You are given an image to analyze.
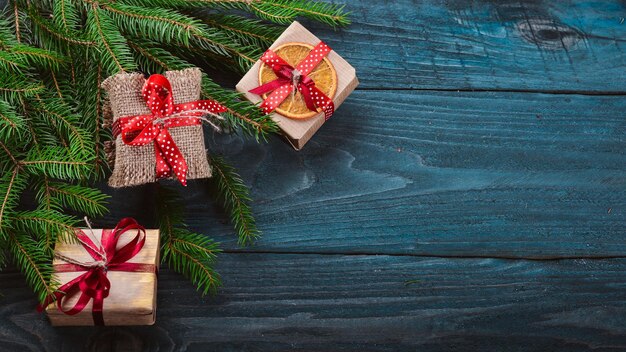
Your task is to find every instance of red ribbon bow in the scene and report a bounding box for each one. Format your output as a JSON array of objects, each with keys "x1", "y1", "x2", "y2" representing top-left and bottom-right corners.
[
  {"x1": 113, "y1": 74, "x2": 227, "y2": 186},
  {"x1": 250, "y1": 42, "x2": 335, "y2": 120},
  {"x1": 37, "y1": 218, "x2": 155, "y2": 326}
]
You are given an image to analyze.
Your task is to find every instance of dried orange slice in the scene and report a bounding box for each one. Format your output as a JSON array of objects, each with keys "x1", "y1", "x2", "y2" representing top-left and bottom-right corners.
[{"x1": 258, "y1": 42, "x2": 337, "y2": 119}]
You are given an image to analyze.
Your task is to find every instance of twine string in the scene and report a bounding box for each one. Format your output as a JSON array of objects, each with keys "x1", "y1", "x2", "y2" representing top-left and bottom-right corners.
[
  {"x1": 291, "y1": 69, "x2": 302, "y2": 102},
  {"x1": 53, "y1": 217, "x2": 107, "y2": 270},
  {"x1": 152, "y1": 109, "x2": 225, "y2": 132}
]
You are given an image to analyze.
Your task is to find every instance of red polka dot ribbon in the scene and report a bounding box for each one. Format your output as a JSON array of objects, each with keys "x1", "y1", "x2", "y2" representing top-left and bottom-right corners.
[
  {"x1": 249, "y1": 42, "x2": 335, "y2": 120},
  {"x1": 112, "y1": 74, "x2": 227, "y2": 186}
]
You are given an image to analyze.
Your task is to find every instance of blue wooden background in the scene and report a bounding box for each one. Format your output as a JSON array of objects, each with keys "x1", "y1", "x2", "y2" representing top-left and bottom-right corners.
[{"x1": 1, "y1": 0, "x2": 625, "y2": 351}]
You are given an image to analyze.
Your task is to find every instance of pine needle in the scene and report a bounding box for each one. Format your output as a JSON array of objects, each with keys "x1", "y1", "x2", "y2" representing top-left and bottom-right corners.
[
  {"x1": 208, "y1": 154, "x2": 260, "y2": 246},
  {"x1": 156, "y1": 185, "x2": 222, "y2": 295}
]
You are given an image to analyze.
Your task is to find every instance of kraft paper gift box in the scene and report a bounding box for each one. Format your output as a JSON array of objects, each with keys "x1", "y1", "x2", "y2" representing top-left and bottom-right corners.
[
  {"x1": 236, "y1": 21, "x2": 359, "y2": 150},
  {"x1": 44, "y1": 225, "x2": 160, "y2": 326}
]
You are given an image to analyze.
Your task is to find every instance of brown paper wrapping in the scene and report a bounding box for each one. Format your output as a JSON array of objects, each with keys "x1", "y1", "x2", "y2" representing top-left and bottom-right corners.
[
  {"x1": 236, "y1": 21, "x2": 359, "y2": 150},
  {"x1": 45, "y1": 229, "x2": 160, "y2": 326}
]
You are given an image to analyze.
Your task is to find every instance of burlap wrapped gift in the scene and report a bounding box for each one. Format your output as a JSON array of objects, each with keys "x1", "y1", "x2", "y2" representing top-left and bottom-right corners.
[{"x1": 102, "y1": 68, "x2": 211, "y2": 188}]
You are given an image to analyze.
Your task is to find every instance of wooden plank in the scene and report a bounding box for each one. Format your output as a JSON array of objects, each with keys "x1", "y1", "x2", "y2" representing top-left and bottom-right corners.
[
  {"x1": 299, "y1": 0, "x2": 626, "y2": 91},
  {"x1": 99, "y1": 90, "x2": 625, "y2": 258},
  {"x1": 3, "y1": 254, "x2": 626, "y2": 351}
]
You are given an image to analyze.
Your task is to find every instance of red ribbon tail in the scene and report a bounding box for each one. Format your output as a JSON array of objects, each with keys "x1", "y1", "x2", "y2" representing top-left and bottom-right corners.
[
  {"x1": 298, "y1": 83, "x2": 318, "y2": 112},
  {"x1": 154, "y1": 128, "x2": 189, "y2": 186},
  {"x1": 92, "y1": 294, "x2": 105, "y2": 326}
]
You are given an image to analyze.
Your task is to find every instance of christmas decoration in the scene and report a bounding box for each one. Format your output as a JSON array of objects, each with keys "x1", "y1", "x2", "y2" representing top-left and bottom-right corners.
[
  {"x1": 0, "y1": 1, "x2": 348, "y2": 304},
  {"x1": 237, "y1": 22, "x2": 358, "y2": 150},
  {"x1": 39, "y1": 218, "x2": 159, "y2": 326},
  {"x1": 103, "y1": 68, "x2": 226, "y2": 187}
]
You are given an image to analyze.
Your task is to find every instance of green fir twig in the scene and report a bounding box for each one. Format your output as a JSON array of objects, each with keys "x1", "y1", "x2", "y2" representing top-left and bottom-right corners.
[
  {"x1": 208, "y1": 154, "x2": 260, "y2": 246},
  {"x1": 156, "y1": 185, "x2": 221, "y2": 295}
]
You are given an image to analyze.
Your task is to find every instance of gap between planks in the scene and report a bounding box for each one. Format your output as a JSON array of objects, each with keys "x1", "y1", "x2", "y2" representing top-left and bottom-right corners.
[
  {"x1": 357, "y1": 87, "x2": 626, "y2": 96},
  {"x1": 222, "y1": 249, "x2": 626, "y2": 261}
]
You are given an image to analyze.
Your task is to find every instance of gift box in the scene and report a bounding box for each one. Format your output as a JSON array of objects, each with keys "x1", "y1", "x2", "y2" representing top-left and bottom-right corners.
[
  {"x1": 236, "y1": 21, "x2": 359, "y2": 150},
  {"x1": 43, "y1": 219, "x2": 159, "y2": 326},
  {"x1": 102, "y1": 68, "x2": 226, "y2": 187}
]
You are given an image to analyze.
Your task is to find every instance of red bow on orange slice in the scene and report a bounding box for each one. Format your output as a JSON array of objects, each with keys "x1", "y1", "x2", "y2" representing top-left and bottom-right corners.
[{"x1": 250, "y1": 42, "x2": 335, "y2": 120}]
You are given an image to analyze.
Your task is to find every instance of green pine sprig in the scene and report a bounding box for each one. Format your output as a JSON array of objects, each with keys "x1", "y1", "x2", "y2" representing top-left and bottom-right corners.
[
  {"x1": 208, "y1": 154, "x2": 260, "y2": 246},
  {"x1": 156, "y1": 185, "x2": 221, "y2": 296},
  {"x1": 8, "y1": 231, "x2": 58, "y2": 303}
]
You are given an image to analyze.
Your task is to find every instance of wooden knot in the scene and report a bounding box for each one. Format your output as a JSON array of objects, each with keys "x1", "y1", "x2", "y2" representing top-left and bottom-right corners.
[{"x1": 516, "y1": 19, "x2": 582, "y2": 49}]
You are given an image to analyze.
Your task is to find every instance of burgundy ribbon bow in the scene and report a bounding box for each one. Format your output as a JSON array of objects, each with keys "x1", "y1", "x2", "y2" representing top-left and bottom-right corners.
[
  {"x1": 250, "y1": 42, "x2": 335, "y2": 120},
  {"x1": 112, "y1": 74, "x2": 227, "y2": 186},
  {"x1": 37, "y1": 218, "x2": 155, "y2": 326}
]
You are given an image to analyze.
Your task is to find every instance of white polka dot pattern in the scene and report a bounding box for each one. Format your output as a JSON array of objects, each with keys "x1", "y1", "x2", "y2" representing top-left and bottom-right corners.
[
  {"x1": 112, "y1": 74, "x2": 227, "y2": 186},
  {"x1": 250, "y1": 42, "x2": 335, "y2": 120}
]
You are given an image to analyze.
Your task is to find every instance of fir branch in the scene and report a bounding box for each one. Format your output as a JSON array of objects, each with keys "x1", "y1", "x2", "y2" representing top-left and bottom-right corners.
[
  {"x1": 8, "y1": 231, "x2": 57, "y2": 303},
  {"x1": 93, "y1": 62, "x2": 106, "y2": 177},
  {"x1": 0, "y1": 168, "x2": 27, "y2": 234},
  {"x1": 162, "y1": 228, "x2": 221, "y2": 295},
  {"x1": 201, "y1": 75, "x2": 278, "y2": 140},
  {"x1": 253, "y1": 0, "x2": 349, "y2": 27},
  {"x1": 72, "y1": 59, "x2": 108, "y2": 177},
  {"x1": 12, "y1": 209, "x2": 79, "y2": 248},
  {"x1": 49, "y1": 70, "x2": 63, "y2": 98},
  {"x1": 188, "y1": 26, "x2": 261, "y2": 72},
  {"x1": 22, "y1": 146, "x2": 94, "y2": 180},
  {"x1": 9, "y1": 44, "x2": 66, "y2": 71},
  {"x1": 86, "y1": 5, "x2": 136, "y2": 74},
  {"x1": 118, "y1": 0, "x2": 253, "y2": 9},
  {"x1": 53, "y1": 0, "x2": 81, "y2": 31},
  {"x1": 0, "y1": 99, "x2": 26, "y2": 142},
  {"x1": 0, "y1": 140, "x2": 21, "y2": 167},
  {"x1": 208, "y1": 154, "x2": 260, "y2": 246},
  {"x1": 27, "y1": 7, "x2": 95, "y2": 49},
  {"x1": 25, "y1": 109, "x2": 66, "y2": 149},
  {"x1": 128, "y1": 37, "x2": 194, "y2": 73},
  {"x1": 245, "y1": 2, "x2": 293, "y2": 24},
  {"x1": 36, "y1": 181, "x2": 109, "y2": 218},
  {"x1": 39, "y1": 176, "x2": 54, "y2": 211},
  {"x1": 31, "y1": 96, "x2": 93, "y2": 154},
  {"x1": 0, "y1": 75, "x2": 44, "y2": 97},
  {"x1": 12, "y1": 2, "x2": 21, "y2": 43},
  {"x1": 201, "y1": 14, "x2": 281, "y2": 48},
  {"x1": 156, "y1": 185, "x2": 221, "y2": 295},
  {"x1": 0, "y1": 50, "x2": 26, "y2": 72},
  {"x1": 0, "y1": 15, "x2": 20, "y2": 49},
  {"x1": 101, "y1": 3, "x2": 201, "y2": 46}
]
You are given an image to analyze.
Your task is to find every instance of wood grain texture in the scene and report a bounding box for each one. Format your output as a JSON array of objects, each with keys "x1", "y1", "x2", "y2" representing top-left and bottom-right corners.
[
  {"x1": 301, "y1": 0, "x2": 626, "y2": 91},
  {"x1": 3, "y1": 254, "x2": 626, "y2": 351},
  {"x1": 1, "y1": 0, "x2": 625, "y2": 350},
  {"x1": 97, "y1": 90, "x2": 625, "y2": 258}
]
